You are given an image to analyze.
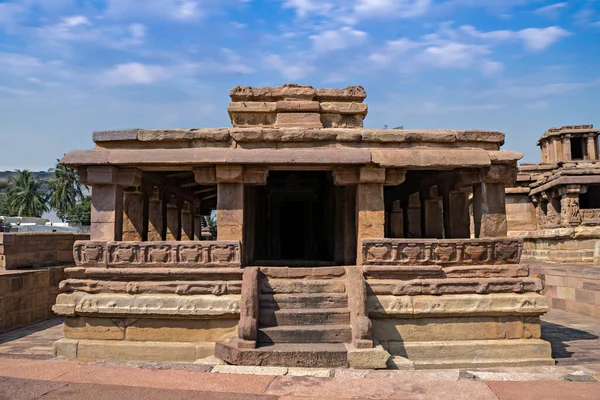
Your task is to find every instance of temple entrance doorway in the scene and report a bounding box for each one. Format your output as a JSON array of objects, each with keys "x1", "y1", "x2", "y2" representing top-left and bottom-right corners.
[{"x1": 246, "y1": 170, "x2": 344, "y2": 266}]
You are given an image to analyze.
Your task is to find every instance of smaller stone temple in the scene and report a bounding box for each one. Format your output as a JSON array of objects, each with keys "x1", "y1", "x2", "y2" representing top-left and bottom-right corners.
[
  {"x1": 506, "y1": 125, "x2": 600, "y2": 263},
  {"x1": 53, "y1": 84, "x2": 553, "y2": 369}
]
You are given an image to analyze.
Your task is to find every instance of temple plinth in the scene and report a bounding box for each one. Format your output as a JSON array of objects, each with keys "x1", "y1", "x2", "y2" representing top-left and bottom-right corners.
[{"x1": 53, "y1": 84, "x2": 553, "y2": 368}]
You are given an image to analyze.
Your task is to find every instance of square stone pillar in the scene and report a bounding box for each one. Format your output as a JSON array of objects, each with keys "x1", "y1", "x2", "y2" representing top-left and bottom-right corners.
[
  {"x1": 181, "y1": 202, "x2": 194, "y2": 241},
  {"x1": 447, "y1": 190, "x2": 471, "y2": 238},
  {"x1": 148, "y1": 188, "x2": 163, "y2": 241},
  {"x1": 390, "y1": 200, "x2": 404, "y2": 238},
  {"x1": 424, "y1": 197, "x2": 443, "y2": 238},
  {"x1": 165, "y1": 197, "x2": 181, "y2": 241},
  {"x1": 587, "y1": 135, "x2": 598, "y2": 160},
  {"x1": 122, "y1": 190, "x2": 145, "y2": 241},
  {"x1": 407, "y1": 192, "x2": 421, "y2": 238},
  {"x1": 562, "y1": 135, "x2": 572, "y2": 161},
  {"x1": 216, "y1": 166, "x2": 244, "y2": 242},
  {"x1": 194, "y1": 207, "x2": 202, "y2": 241},
  {"x1": 91, "y1": 184, "x2": 124, "y2": 241},
  {"x1": 356, "y1": 167, "x2": 385, "y2": 264},
  {"x1": 473, "y1": 182, "x2": 507, "y2": 238}
]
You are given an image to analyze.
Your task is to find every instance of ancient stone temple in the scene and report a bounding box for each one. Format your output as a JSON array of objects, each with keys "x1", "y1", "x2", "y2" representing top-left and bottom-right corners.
[
  {"x1": 53, "y1": 84, "x2": 553, "y2": 369},
  {"x1": 506, "y1": 125, "x2": 600, "y2": 263}
]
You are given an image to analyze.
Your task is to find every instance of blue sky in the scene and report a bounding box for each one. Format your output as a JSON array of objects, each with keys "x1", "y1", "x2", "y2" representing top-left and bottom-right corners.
[{"x1": 0, "y1": 0, "x2": 599, "y2": 170}]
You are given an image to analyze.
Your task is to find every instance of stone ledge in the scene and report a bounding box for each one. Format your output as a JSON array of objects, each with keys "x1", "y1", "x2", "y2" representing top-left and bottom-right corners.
[
  {"x1": 389, "y1": 339, "x2": 554, "y2": 369},
  {"x1": 53, "y1": 293, "x2": 240, "y2": 318},
  {"x1": 367, "y1": 293, "x2": 549, "y2": 318}
]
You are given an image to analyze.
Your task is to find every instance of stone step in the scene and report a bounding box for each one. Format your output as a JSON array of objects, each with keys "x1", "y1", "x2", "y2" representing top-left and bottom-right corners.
[
  {"x1": 259, "y1": 266, "x2": 346, "y2": 280},
  {"x1": 215, "y1": 342, "x2": 348, "y2": 368},
  {"x1": 260, "y1": 279, "x2": 346, "y2": 294},
  {"x1": 259, "y1": 308, "x2": 351, "y2": 327},
  {"x1": 260, "y1": 293, "x2": 348, "y2": 309},
  {"x1": 258, "y1": 325, "x2": 352, "y2": 344}
]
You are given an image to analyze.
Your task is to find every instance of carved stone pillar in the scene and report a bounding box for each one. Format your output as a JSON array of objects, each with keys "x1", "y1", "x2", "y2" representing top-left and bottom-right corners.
[
  {"x1": 587, "y1": 134, "x2": 598, "y2": 160},
  {"x1": 181, "y1": 202, "x2": 194, "y2": 241},
  {"x1": 122, "y1": 190, "x2": 144, "y2": 241},
  {"x1": 216, "y1": 166, "x2": 244, "y2": 242},
  {"x1": 165, "y1": 197, "x2": 181, "y2": 241},
  {"x1": 562, "y1": 134, "x2": 572, "y2": 162},
  {"x1": 448, "y1": 190, "x2": 470, "y2": 238},
  {"x1": 559, "y1": 185, "x2": 581, "y2": 226},
  {"x1": 148, "y1": 187, "x2": 163, "y2": 241},
  {"x1": 356, "y1": 167, "x2": 385, "y2": 264}
]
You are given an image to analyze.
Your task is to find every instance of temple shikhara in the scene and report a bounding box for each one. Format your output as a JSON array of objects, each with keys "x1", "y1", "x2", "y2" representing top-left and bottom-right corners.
[{"x1": 53, "y1": 84, "x2": 554, "y2": 369}]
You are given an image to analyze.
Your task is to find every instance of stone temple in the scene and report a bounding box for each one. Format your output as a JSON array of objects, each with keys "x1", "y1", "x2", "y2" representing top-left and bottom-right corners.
[
  {"x1": 53, "y1": 84, "x2": 553, "y2": 369},
  {"x1": 506, "y1": 125, "x2": 600, "y2": 264}
]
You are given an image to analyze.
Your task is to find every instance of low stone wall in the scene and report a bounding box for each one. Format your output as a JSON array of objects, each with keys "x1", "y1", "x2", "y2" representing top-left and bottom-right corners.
[
  {"x1": 53, "y1": 240, "x2": 242, "y2": 362},
  {"x1": 522, "y1": 237, "x2": 600, "y2": 264},
  {"x1": 529, "y1": 262, "x2": 600, "y2": 319},
  {"x1": 361, "y1": 238, "x2": 553, "y2": 368},
  {"x1": 0, "y1": 267, "x2": 65, "y2": 333},
  {"x1": 0, "y1": 233, "x2": 89, "y2": 270}
]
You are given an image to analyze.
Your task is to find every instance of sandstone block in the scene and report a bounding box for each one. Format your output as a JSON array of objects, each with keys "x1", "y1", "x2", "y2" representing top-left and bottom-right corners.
[
  {"x1": 64, "y1": 317, "x2": 125, "y2": 340},
  {"x1": 126, "y1": 318, "x2": 237, "y2": 342},
  {"x1": 345, "y1": 343, "x2": 390, "y2": 369},
  {"x1": 76, "y1": 339, "x2": 198, "y2": 362},
  {"x1": 274, "y1": 112, "x2": 322, "y2": 128},
  {"x1": 53, "y1": 338, "x2": 79, "y2": 358},
  {"x1": 276, "y1": 101, "x2": 320, "y2": 112}
]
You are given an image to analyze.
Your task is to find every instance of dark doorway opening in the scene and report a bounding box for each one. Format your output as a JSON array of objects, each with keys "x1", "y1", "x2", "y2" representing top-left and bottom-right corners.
[
  {"x1": 247, "y1": 171, "x2": 344, "y2": 266},
  {"x1": 570, "y1": 137, "x2": 585, "y2": 160},
  {"x1": 280, "y1": 200, "x2": 306, "y2": 259}
]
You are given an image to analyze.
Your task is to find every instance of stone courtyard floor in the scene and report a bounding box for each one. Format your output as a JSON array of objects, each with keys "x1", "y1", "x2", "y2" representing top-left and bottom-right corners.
[{"x1": 0, "y1": 309, "x2": 599, "y2": 399}]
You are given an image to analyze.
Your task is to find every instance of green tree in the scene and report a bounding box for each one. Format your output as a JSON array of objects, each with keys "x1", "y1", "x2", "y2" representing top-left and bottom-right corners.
[
  {"x1": 47, "y1": 161, "x2": 86, "y2": 222},
  {"x1": 6, "y1": 170, "x2": 48, "y2": 217},
  {"x1": 0, "y1": 190, "x2": 10, "y2": 215},
  {"x1": 66, "y1": 196, "x2": 91, "y2": 227}
]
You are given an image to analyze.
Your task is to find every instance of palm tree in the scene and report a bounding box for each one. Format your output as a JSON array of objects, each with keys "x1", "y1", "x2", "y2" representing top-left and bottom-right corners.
[
  {"x1": 47, "y1": 161, "x2": 86, "y2": 222},
  {"x1": 6, "y1": 170, "x2": 48, "y2": 217}
]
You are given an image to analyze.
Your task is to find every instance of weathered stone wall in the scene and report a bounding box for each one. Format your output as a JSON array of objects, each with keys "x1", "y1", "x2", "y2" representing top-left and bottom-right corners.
[
  {"x1": 0, "y1": 267, "x2": 65, "y2": 333},
  {"x1": 530, "y1": 263, "x2": 600, "y2": 319},
  {"x1": 0, "y1": 233, "x2": 89, "y2": 270},
  {"x1": 523, "y1": 237, "x2": 600, "y2": 263},
  {"x1": 506, "y1": 194, "x2": 537, "y2": 234}
]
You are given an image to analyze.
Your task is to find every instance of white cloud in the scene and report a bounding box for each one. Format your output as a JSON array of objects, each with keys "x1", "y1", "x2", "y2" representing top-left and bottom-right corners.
[
  {"x1": 105, "y1": 0, "x2": 204, "y2": 21},
  {"x1": 518, "y1": 26, "x2": 571, "y2": 51},
  {"x1": 264, "y1": 54, "x2": 315, "y2": 80},
  {"x1": 281, "y1": 0, "x2": 335, "y2": 18},
  {"x1": 354, "y1": 0, "x2": 431, "y2": 18},
  {"x1": 478, "y1": 79, "x2": 600, "y2": 99},
  {"x1": 310, "y1": 26, "x2": 367, "y2": 52},
  {"x1": 419, "y1": 42, "x2": 489, "y2": 68},
  {"x1": 457, "y1": 24, "x2": 571, "y2": 51},
  {"x1": 104, "y1": 63, "x2": 170, "y2": 85},
  {"x1": 482, "y1": 60, "x2": 504, "y2": 76},
  {"x1": 535, "y1": 2, "x2": 568, "y2": 18}
]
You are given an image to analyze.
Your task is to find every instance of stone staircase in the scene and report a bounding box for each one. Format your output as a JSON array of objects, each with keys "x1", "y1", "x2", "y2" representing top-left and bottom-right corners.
[{"x1": 215, "y1": 267, "x2": 355, "y2": 367}]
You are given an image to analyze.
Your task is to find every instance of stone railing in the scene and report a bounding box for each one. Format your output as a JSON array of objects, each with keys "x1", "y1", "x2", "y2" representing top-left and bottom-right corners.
[
  {"x1": 73, "y1": 240, "x2": 241, "y2": 268},
  {"x1": 580, "y1": 209, "x2": 600, "y2": 224},
  {"x1": 361, "y1": 238, "x2": 522, "y2": 266}
]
